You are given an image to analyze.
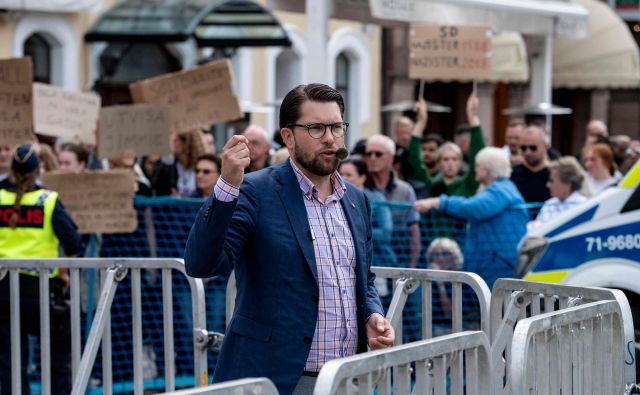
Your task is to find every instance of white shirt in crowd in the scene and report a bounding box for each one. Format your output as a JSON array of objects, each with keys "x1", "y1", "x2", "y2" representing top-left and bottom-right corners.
[
  {"x1": 584, "y1": 172, "x2": 621, "y2": 196},
  {"x1": 528, "y1": 191, "x2": 588, "y2": 231}
]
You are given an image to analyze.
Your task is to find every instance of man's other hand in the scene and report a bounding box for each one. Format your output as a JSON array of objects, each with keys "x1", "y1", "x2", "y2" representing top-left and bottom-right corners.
[{"x1": 366, "y1": 313, "x2": 395, "y2": 350}]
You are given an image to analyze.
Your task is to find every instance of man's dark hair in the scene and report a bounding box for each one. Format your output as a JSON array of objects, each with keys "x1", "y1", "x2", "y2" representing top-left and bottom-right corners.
[
  {"x1": 340, "y1": 157, "x2": 367, "y2": 177},
  {"x1": 422, "y1": 133, "x2": 444, "y2": 146},
  {"x1": 196, "y1": 153, "x2": 222, "y2": 172},
  {"x1": 279, "y1": 84, "x2": 345, "y2": 129},
  {"x1": 455, "y1": 124, "x2": 472, "y2": 136}
]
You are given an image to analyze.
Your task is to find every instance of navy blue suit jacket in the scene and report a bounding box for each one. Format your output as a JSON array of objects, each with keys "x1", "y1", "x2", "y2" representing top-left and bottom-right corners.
[{"x1": 184, "y1": 161, "x2": 384, "y2": 395}]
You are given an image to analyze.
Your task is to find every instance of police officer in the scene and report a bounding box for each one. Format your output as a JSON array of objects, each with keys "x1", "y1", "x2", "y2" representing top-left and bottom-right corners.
[{"x1": 0, "y1": 144, "x2": 83, "y2": 395}]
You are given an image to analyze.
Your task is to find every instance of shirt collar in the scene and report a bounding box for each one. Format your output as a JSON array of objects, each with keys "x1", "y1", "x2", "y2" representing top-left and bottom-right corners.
[{"x1": 289, "y1": 158, "x2": 346, "y2": 202}]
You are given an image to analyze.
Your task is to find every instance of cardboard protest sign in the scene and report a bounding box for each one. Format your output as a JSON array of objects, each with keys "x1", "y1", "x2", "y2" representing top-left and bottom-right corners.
[
  {"x1": 42, "y1": 170, "x2": 137, "y2": 234},
  {"x1": 409, "y1": 24, "x2": 492, "y2": 81},
  {"x1": 98, "y1": 104, "x2": 171, "y2": 159},
  {"x1": 33, "y1": 83, "x2": 101, "y2": 144},
  {"x1": 0, "y1": 57, "x2": 34, "y2": 146},
  {"x1": 129, "y1": 59, "x2": 242, "y2": 134}
]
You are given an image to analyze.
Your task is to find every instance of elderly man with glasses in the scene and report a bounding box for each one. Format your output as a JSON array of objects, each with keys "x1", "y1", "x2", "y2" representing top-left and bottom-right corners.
[{"x1": 510, "y1": 125, "x2": 551, "y2": 204}]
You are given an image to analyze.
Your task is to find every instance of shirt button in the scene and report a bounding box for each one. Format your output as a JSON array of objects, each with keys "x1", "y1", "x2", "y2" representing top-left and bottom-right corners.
[{"x1": 335, "y1": 261, "x2": 339, "y2": 266}]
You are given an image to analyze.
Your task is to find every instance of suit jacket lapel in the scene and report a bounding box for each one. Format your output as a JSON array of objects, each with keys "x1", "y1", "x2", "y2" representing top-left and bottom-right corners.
[{"x1": 275, "y1": 162, "x2": 318, "y2": 282}]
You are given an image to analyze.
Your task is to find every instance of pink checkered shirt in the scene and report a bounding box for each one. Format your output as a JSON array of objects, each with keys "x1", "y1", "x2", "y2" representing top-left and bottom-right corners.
[{"x1": 213, "y1": 160, "x2": 358, "y2": 371}]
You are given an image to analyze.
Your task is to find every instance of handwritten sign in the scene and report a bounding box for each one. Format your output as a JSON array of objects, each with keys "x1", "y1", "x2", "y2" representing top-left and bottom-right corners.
[
  {"x1": 409, "y1": 24, "x2": 492, "y2": 81},
  {"x1": 129, "y1": 59, "x2": 242, "y2": 133},
  {"x1": 0, "y1": 57, "x2": 34, "y2": 146},
  {"x1": 42, "y1": 170, "x2": 137, "y2": 234},
  {"x1": 98, "y1": 104, "x2": 171, "y2": 159},
  {"x1": 33, "y1": 83, "x2": 101, "y2": 144}
]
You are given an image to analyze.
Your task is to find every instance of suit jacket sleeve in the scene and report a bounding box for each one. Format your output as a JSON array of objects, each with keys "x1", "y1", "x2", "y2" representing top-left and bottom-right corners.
[
  {"x1": 363, "y1": 192, "x2": 385, "y2": 319},
  {"x1": 184, "y1": 178, "x2": 258, "y2": 278}
]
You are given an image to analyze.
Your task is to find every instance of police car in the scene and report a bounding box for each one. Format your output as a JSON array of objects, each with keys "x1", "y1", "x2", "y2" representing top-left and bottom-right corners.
[{"x1": 517, "y1": 159, "x2": 640, "y2": 371}]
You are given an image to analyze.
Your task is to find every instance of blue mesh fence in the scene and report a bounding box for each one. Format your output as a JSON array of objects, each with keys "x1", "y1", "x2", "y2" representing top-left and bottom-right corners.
[{"x1": 15, "y1": 196, "x2": 540, "y2": 393}]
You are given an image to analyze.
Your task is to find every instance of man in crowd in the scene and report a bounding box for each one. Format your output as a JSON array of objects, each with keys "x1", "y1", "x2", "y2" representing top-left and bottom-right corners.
[
  {"x1": 242, "y1": 124, "x2": 271, "y2": 172},
  {"x1": 510, "y1": 125, "x2": 551, "y2": 203},
  {"x1": 422, "y1": 134, "x2": 444, "y2": 178},
  {"x1": 185, "y1": 83, "x2": 394, "y2": 395},
  {"x1": 364, "y1": 134, "x2": 421, "y2": 268},
  {"x1": 502, "y1": 118, "x2": 525, "y2": 166},
  {"x1": 392, "y1": 116, "x2": 414, "y2": 149}
]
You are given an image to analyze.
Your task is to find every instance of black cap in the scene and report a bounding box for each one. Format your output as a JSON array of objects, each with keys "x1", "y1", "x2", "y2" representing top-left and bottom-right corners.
[{"x1": 12, "y1": 144, "x2": 40, "y2": 175}]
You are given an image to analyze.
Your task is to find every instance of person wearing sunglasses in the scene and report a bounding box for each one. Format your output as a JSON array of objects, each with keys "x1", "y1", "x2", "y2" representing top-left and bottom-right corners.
[
  {"x1": 510, "y1": 125, "x2": 551, "y2": 204},
  {"x1": 193, "y1": 153, "x2": 221, "y2": 199},
  {"x1": 185, "y1": 83, "x2": 393, "y2": 395}
]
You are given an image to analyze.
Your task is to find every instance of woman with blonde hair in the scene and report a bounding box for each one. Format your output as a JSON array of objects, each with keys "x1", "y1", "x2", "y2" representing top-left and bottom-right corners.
[{"x1": 0, "y1": 144, "x2": 83, "y2": 395}]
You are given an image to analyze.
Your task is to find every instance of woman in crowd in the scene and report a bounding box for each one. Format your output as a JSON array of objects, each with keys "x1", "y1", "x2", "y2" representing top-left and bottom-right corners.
[
  {"x1": 153, "y1": 130, "x2": 206, "y2": 197},
  {"x1": 529, "y1": 156, "x2": 588, "y2": 229},
  {"x1": 414, "y1": 147, "x2": 528, "y2": 288},
  {"x1": 582, "y1": 143, "x2": 620, "y2": 195},
  {"x1": 407, "y1": 91, "x2": 486, "y2": 197},
  {"x1": 0, "y1": 144, "x2": 83, "y2": 395},
  {"x1": 338, "y1": 157, "x2": 396, "y2": 267},
  {"x1": 193, "y1": 153, "x2": 221, "y2": 199},
  {"x1": 57, "y1": 142, "x2": 88, "y2": 173}
]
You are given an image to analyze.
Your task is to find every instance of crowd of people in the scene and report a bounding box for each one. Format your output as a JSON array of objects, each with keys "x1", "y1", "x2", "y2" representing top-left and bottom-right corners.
[{"x1": 0, "y1": 84, "x2": 638, "y2": 393}]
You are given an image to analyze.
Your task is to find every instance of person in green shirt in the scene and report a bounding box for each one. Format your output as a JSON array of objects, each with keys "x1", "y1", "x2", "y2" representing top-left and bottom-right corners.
[{"x1": 407, "y1": 90, "x2": 486, "y2": 198}]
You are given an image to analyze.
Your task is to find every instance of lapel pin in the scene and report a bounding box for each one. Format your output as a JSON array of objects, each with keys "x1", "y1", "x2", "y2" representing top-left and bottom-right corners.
[{"x1": 351, "y1": 202, "x2": 356, "y2": 208}]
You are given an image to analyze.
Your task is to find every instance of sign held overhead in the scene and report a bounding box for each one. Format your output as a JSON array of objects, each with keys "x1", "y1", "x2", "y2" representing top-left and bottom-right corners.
[
  {"x1": 129, "y1": 59, "x2": 243, "y2": 134},
  {"x1": 409, "y1": 24, "x2": 492, "y2": 81},
  {"x1": 0, "y1": 57, "x2": 34, "y2": 146},
  {"x1": 98, "y1": 104, "x2": 171, "y2": 159},
  {"x1": 33, "y1": 83, "x2": 101, "y2": 144}
]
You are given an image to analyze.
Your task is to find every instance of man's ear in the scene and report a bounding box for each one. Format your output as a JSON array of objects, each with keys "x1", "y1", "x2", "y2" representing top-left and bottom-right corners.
[{"x1": 280, "y1": 128, "x2": 294, "y2": 149}]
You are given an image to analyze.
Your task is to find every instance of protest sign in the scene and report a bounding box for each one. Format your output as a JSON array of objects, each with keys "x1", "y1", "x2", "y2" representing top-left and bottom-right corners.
[
  {"x1": 98, "y1": 104, "x2": 171, "y2": 159},
  {"x1": 33, "y1": 83, "x2": 101, "y2": 144},
  {"x1": 129, "y1": 59, "x2": 242, "y2": 133},
  {"x1": 0, "y1": 57, "x2": 34, "y2": 146},
  {"x1": 42, "y1": 170, "x2": 137, "y2": 234},
  {"x1": 409, "y1": 24, "x2": 492, "y2": 81}
]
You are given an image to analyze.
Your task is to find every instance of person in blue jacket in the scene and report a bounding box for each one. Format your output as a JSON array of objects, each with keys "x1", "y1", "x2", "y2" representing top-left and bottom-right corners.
[
  {"x1": 184, "y1": 84, "x2": 394, "y2": 395},
  {"x1": 414, "y1": 147, "x2": 528, "y2": 288}
]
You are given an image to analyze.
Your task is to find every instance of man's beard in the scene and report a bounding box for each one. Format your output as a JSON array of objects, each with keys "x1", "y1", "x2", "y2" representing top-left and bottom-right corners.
[{"x1": 294, "y1": 140, "x2": 339, "y2": 176}]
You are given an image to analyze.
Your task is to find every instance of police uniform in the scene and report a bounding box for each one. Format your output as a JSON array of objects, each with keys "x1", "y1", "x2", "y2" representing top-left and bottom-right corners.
[{"x1": 0, "y1": 145, "x2": 83, "y2": 395}]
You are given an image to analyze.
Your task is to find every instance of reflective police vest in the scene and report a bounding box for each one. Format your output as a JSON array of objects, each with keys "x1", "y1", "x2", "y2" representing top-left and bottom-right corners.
[{"x1": 0, "y1": 188, "x2": 60, "y2": 277}]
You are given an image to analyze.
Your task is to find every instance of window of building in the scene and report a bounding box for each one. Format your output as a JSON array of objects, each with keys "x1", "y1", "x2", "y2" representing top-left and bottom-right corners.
[
  {"x1": 275, "y1": 48, "x2": 302, "y2": 128},
  {"x1": 335, "y1": 52, "x2": 351, "y2": 123},
  {"x1": 24, "y1": 33, "x2": 51, "y2": 84}
]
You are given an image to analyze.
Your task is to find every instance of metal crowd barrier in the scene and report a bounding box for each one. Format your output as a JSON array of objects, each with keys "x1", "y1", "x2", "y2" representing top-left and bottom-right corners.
[
  {"x1": 489, "y1": 278, "x2": 636, "y2": 394},
  {"x1": 510, "y1": 300, "x2": 625, "y2": 395},
  {"x1": 158, "y1": 378, "x2": 279, "y2": 395},
  {"x1": 314, "y1": 331, "x2": 491, "y2": 395},
  {"x1": 0, "y1": 258, "x2": 208, "y2": 395},
  {"x1": 371, "y1": 267, "x2": 491, "y2": 341}
]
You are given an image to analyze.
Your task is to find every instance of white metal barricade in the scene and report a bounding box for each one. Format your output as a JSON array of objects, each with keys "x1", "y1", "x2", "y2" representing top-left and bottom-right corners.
[
  {"x1": 225, "y1": 267, "x2": 491, "y2": 342},
  {"x1": 489, "y1": 278, "x2": 636, "y2": 394},
  {"x1": 0, "y1": 258, "x2": 208, "y2": 395},
  {"x1": 313, "y1": 331, "x2": 491, "y2": 395},
  {"x1": 372, "y1": 267, "x2": 491, "y2": 341},
  {"x1": 510, "y1": 300, "x2": 626, "y2": 395},
  {"x1": 158, "y1": 378, "x2": 279, "y2": 395}
]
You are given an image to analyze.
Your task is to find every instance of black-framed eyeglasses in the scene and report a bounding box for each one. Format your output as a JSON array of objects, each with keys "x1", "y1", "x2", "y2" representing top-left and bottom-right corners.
[
  {"x1": 287, "y1": 122, "x2": 348, "y2": 139},
  {"x1": 196, "y1": 168, "x2": 217, "y2": 175},
  {"x1": 520, "y1": 145, "x2": 538, "y2": 152}
]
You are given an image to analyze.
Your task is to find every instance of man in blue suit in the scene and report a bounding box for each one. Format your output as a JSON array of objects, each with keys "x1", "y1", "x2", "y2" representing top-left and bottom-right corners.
[{"x1": 185, "y1": 83, "x2": 394, "y2": 395}]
